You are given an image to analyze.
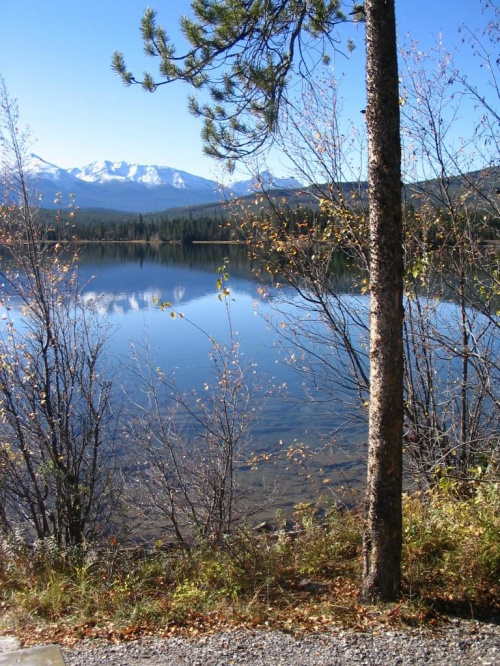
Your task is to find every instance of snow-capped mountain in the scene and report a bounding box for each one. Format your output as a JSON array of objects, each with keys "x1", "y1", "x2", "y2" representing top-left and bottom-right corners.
[
  {"x1": 225, "y1": 170, "x2": 302, "y2": 197},
  {"x1": 27, "y1": 154, "x2": 78, "y2": 186},
  {"x1": 21, "y1": 156, "x2": 300, "y2": 213},
  {"x1": 68, "y1": 159, "x2": 217, "y2": 193}
]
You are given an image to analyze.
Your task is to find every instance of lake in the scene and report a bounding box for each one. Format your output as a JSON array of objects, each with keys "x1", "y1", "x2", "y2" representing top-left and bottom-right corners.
[
  {"x1": 4, "y1": 240, "x2": 494, "y2": 525},
  {"x1": 76, "y1": 242, "x2": 368, "y2": 510}
]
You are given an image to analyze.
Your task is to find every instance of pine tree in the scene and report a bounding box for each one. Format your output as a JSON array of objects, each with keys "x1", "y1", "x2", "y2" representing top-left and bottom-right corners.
[{"x1": 113, "y1": 0, "x2": 403, "y2": 601}]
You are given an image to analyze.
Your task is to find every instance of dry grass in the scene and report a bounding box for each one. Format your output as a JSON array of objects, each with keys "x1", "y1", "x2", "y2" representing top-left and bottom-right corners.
[{"x1": 1, "y1": 482, "x2": 499, "y2": 646}]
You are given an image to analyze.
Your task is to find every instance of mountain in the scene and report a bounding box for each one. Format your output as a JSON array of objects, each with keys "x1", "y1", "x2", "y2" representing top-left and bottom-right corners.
[
  {"x1": 152, "y1": 166, "x2": 500, "y2": 223},
  {"x1": 67, "y1": 159, "x2": 218, "y2": 193},
  {"x1": 223, "y1": 170, "x2": 302, "y2": 197},
  {"x1": 23, "y1": 156, "x2": 301, "y2": 213},
  {"x1": 20, "y1": 155, "x2": 499, "y2": 219}
]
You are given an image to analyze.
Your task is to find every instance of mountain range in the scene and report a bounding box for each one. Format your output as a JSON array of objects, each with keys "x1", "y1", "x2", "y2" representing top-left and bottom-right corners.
[{"x1": 25, "y1": 155, "x2": 302, "y2": 213}]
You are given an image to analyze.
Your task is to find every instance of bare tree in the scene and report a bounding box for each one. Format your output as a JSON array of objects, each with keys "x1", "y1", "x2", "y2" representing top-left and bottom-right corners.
[
  {"x1": 124, "y1": 276, "x2": 267, "y2": 549},
  {"x1": 398, "y1": 34, "x2": 500, "y2": 485},
  {"x1": 0, "y1": 80, "x2": 119, "y2": 547}
]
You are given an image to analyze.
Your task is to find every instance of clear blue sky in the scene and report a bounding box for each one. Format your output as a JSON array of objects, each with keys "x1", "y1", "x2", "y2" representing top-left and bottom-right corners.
[{"x1": 0, "y1": 0, "x2": 489, "y2": 180}]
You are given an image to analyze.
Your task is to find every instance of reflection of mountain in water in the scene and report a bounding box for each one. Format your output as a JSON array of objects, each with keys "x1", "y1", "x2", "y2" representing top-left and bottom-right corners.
[
  {"x1": 82, "y1": 265, "x2": 214, "y2": 315},
  {"x1": 78, "y1": 244, "x2": 265, "y2": 315},
  {"x1": 76, "y1": 242, "x2": 356, "y2": 315}
]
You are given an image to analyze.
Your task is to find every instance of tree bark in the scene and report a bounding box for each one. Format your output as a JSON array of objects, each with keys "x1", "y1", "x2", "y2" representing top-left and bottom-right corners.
[{"x1": 361, "y1": 0, "x2": 404, "y2": 602}]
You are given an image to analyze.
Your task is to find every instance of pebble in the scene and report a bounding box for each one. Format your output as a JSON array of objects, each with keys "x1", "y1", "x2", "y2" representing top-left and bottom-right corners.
[
  {"x1": 61, "y1": 619, "x2": 500, "y2": 665},
  {"x1": 0, "y1": 637, "x2": 21, "y2": 653}
]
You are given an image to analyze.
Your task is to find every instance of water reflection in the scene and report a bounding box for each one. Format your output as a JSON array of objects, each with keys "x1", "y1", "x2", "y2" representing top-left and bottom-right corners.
[
  {"x1": 78, "y1": 244, "x2": 264, "y2": 316},
  {"x1": 76, "y1": 243, "x2": 367, "y2": 507}
]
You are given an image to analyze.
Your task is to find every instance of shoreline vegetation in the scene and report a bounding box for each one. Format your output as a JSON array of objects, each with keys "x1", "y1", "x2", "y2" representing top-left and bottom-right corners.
[
  {"x1": 40, "y1": 207, "x2": 500, "y2": 245},
  {"x1": 3, "y1": 190, "x2": 500, "y2": 646},
  {"x1": 46, "y1": 238, "x2": 247, "y2": 245},
  {"x1": 1, "y1": 480, "x2": 499, "y2": 646}
]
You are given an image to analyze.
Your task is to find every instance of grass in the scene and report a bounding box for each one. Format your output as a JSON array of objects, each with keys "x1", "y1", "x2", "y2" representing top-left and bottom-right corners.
[
  {"x1": 403, "y1": 478, "x2": 500, "y2": 611},
  {"x1": 0, "y1": 481, "x2": 499, "y2": 646}
]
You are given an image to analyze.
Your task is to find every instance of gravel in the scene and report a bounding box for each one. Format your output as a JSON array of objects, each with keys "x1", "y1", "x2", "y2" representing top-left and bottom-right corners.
[{"x1": 61, "y1": 619, "x2": 500, "y2": 665}]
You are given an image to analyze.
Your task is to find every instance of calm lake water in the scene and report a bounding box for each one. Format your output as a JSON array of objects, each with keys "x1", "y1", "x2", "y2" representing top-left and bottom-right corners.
[
  {"x1": 77, "y1": 242, "x2": 368, "y2": 508},
  {"x1": 5, "y1": 241, "x2": 492, "y2": 518}
]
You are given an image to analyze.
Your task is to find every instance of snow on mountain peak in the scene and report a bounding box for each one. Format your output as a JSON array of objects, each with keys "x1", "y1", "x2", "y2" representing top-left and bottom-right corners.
[
  {"x1": 21, "y1": 155, "x2": 301, "y2": 212},
  {"x1": 69, "y1": 160, "x2": 203, "y2": 189},
  {"x1": 173, "y1": 172, "x2": 186, "y2": 189},
  {"x1": 26, "y1": 153, "x2": 65, "y2": 177},
  {"x1": 71, "y1": 160, "x2": 132, "y2": 184},
  {"x1": 226, "y1": 170, "x2": 302, "y2": 196}
]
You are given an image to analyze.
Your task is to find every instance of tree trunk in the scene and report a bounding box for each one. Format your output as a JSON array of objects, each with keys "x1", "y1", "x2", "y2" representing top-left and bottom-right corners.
[{"x1": 361, "y1": 0, "x2": 404, "y2": 602}]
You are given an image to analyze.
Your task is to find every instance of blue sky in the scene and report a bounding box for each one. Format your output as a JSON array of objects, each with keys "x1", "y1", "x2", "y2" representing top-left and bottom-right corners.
[{"x1": 0, "y1": 1, "x2": 490, "y2": 181}]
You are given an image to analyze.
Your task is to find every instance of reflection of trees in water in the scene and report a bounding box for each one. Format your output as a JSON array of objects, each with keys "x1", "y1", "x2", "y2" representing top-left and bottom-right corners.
[
  {"x1": 76, "y1": 241, "x2": 357, "y2": 287},
  {"x1": 77, "y1": 242, "x2": 252, "y2": 274}
]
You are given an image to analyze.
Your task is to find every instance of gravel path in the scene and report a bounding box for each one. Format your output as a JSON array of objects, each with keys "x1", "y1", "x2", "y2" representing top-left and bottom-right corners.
[{"x1": 61, "y1": 620, "x2": 500, "y2": 665}]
